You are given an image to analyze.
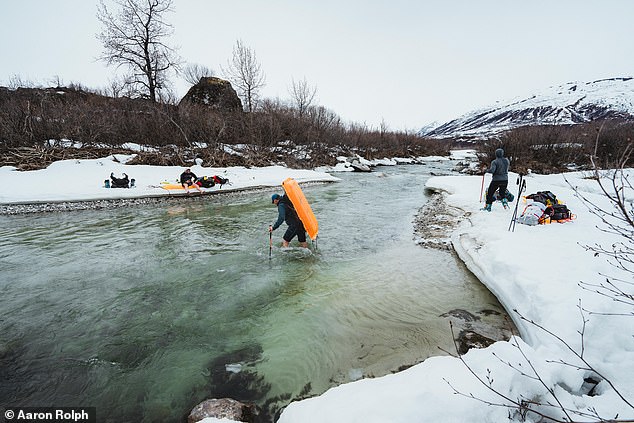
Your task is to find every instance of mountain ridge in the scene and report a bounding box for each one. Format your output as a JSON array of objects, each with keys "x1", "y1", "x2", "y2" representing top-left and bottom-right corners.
[{"x1": 420, "y1": 77, "x2": 634, "y2": 139}]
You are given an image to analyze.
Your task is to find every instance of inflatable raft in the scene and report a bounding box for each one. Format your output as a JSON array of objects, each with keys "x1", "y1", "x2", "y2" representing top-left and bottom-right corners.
[
  {"x1": 160, "y1": 183, "x2": 205, "y2": 191},
  {"x1": 282, "y1": 177, "x2": 319, "y2": 241}
]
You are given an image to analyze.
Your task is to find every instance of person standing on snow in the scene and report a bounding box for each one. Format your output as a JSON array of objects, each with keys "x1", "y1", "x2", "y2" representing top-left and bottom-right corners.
[
  {"x1": 482, "y1": 148, "x2": 510, "y2": 211},
  {"x1": 269, "y1": 193, "x2": 308, "y2": 248}
]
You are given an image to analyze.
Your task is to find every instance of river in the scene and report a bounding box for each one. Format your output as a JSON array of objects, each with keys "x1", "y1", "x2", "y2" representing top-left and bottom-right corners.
[{"x1": 0, "y1": 162, "x2": 512, "y2": 422}]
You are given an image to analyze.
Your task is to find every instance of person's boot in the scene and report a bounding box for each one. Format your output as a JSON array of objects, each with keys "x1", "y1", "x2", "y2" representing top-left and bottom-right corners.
[
  {"x1": 501, "y1": 198, "x2": 509, "y2": 209},
  {"x1": 299, "y1": 242, "x2": 309, "y2": 249},
  {"x1": 481, "y1": 203, "x2": 492, "y2": 212}
]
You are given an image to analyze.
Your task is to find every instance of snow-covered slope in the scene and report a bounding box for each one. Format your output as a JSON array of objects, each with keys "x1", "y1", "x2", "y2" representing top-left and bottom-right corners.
[{"x1": 420, "y1": 77, "x2": 634, "y2": 139}]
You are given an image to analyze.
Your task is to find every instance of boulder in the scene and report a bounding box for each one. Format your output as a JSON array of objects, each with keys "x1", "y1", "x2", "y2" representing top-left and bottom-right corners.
[
  {"x1": 188, "y1": 398, "x2": 257, "y2": 423},
  {"x1": 456, "y1": 330, "x2": 495, "y2": 355},
  {"x1": 179, "y1": 77, "x2": 243, "y2": 111}
]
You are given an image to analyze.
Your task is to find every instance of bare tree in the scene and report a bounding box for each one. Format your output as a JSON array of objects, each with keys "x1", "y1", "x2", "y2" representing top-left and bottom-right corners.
[
  {"x1": 182, "y1": 63, "x2": 215, "y2": 85},
  {"x1": 222, "y1": 39, "x2": 266, "y2": 112},
  {"x1": 7, "y1": 74, "x2": 36, "y2": 89},
  {"x1": 289, "y1": 77, "x2": 317, "y2": 118},
  {"x1": 97, "y1": 0, "x2": 180, "y2": 102}
]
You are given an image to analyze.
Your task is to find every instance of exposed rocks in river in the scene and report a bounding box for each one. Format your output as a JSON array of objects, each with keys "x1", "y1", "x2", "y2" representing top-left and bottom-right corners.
[
  {"x1": 188, "y1": 398, "x2": 257, "y2": 423},
  {"x1": 455, "y1": 330, "x2": 496, "y2": 355},
  {"x1": 413, "y1": 191, "x2": 466, "y2": 250},
  {"x1": 440, "y1": 309, "x2": 480, "y2": 322},
  {"x1": 440, "y1": 308, "x2": 516, "y2": 355}
]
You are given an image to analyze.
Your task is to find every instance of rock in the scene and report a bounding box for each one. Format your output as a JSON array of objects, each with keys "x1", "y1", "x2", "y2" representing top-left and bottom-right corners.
[
  {"x1": 440, "y1": 309, "x2": 480, "y2": 322},
  {"x1": 350, "y1": 160, "x2": 372, "y2": 172},
  {"x1": 179, "y1": 77, "x2": 243, "y2": 111},
  {"x1": 456, "y1": 330, "x2": 495, "y2": 355},
  {"x1": 188, "y1": 398, "x2": 257, "y2": 423},
  {"x1": 413, "y1": 193, "x2": 464, "y2": 250}
]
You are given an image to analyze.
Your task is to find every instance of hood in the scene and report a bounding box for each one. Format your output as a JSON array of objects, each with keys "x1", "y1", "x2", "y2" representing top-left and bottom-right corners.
[{"x1": 495, "y1": 148, "x2": 504, "y2": 158}]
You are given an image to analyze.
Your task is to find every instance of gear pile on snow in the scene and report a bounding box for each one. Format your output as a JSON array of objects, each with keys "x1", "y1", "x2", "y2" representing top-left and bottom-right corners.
[
  {"x1": 517, "y1": 191, "x2": 575, "y2": 225},
  {"x1": 195, "y1": 175, "x2": 230, "y2": 188}
]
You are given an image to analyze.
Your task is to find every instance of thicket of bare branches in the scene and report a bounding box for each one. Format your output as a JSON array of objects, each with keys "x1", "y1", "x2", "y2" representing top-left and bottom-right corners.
[
  {"x1": 182, "y1": 63, "x2": 215, "y2": 85},
  {"x1": 0, "y1": 86, "x2": 448, "y2": 170},
  {"x1": 574, "y1": 137, "x2": 633, "y2": 315},
  {"x1": 476, "y1": 122, "x2": 634, "y2": 174}
]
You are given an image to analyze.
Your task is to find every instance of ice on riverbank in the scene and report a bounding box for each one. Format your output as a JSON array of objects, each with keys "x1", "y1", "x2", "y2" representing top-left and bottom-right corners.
[{"x1": 278, "y1": 168, "x2": 634, "y2": 422}]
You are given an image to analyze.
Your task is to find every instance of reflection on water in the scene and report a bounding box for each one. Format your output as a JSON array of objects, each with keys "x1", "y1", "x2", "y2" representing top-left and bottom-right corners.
[{"x1": 0, "y1": 163, "x2": 512, "y2": 422}]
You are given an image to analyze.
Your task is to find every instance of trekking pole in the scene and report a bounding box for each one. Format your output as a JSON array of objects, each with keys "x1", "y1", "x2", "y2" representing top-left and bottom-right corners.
[
  {"x1": 508, "y1": 174, "x2": 526, "y2": 232},
  {"x1": 269, "y1": 227, "x2": 273, "y2": 258},
  {"x1": 479, "y1": 173, "x2": 485, "y2": 203},
  {"x1": 512, "y1": 180, "x2": 526, "y2": 232}
]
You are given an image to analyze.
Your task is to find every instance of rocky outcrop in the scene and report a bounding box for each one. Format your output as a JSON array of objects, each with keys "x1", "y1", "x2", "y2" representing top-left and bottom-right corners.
[
  {"x1": 188, "y1": 398, "x2": 257, "y2": 423},
  {"x1": 179, "y1": 77, "x2": 243, "y2": 111}
]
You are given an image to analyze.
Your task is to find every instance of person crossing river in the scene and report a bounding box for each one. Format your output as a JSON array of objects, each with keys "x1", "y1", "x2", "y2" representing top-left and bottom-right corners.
[{"x1": 269, "y1": 193, "x2": 308, "y2": 248}]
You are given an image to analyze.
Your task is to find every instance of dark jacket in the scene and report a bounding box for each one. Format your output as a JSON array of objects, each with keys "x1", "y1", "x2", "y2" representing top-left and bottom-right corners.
[
  {"x1": 272, "y1": 195, "x2": 300, "y2": 230},
  {"x1": 180, "y1": 170, "x2": 198, "y2": 185},
  {"x1": 486, "y1": 148, "x2": 510, "y2": 181},
  {"x1": 110, "y1": 172, "x2": 129, "y2": 188}
]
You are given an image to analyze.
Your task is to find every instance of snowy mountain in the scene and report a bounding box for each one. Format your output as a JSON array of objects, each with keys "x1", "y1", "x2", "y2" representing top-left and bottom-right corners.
[{"x1": 420, "y1": 77, "x2": 634, "y2": 139}]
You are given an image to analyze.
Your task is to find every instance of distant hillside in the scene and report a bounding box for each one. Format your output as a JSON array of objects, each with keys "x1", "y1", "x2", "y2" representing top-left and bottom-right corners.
[{"x1": 420, "y1": 77, "x2": 634, "y2": 139}]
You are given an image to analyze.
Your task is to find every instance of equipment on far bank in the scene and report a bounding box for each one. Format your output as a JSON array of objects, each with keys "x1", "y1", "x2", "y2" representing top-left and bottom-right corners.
[
  {"x1": 159, "y1": 175, "x2": 230, "y2": 191},
  {"x1": 281, "y1": 177, "x2": 319, "y2": 242},
  {"x1": 107, "y1": 172, "x2": 134, "y2": 188}
]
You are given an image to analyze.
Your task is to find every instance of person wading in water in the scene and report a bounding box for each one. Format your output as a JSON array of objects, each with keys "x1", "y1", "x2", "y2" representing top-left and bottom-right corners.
[{"x1": 269, "y1": 193, "x2": 308, "y2": 248}]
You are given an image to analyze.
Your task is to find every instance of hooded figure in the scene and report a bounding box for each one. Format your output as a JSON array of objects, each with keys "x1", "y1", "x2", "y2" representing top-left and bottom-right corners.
[{"x1": 483, "y1": 148, "x2": 510, "y2": 211}]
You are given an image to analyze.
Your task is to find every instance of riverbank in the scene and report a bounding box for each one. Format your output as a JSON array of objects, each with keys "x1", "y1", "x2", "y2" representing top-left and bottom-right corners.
[
  {"x1": 0, "y1": 154, "x2": 340, "y2": 213},
  {"x1": 0, "y1": 152, "x2": 458, "y2": 214},
  {"x1": 278, "y1": 169, "x2": 634, "y2": 422}
]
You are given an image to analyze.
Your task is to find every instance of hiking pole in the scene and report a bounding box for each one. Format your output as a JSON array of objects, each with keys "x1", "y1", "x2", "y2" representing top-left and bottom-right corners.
[
  {"x1": 512, "y1": 179, "x2": 525, "y2": 232},
  {"x1": 479, "y1": 173, "x2": 485, "y2": 203},
  {"x1": 508, "y1": 174, "x2": 526, "y2": 232},
  {"x1": 269, "y1": 226, "x2": 273, "y2": 258}
]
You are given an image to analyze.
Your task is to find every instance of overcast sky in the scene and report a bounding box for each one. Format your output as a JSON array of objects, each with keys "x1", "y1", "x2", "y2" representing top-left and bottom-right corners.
[{"x1": 2, "y1": 0, "x2": 633, "y2": 131}]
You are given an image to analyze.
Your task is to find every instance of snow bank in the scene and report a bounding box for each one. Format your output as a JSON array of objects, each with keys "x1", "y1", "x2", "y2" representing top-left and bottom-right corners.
[
  {"x1": 0, "y1": 155, "x2": 339, "y2": 204},
  {"x1": 279, "y1": 169, "x2": 634, "y2": 422}
]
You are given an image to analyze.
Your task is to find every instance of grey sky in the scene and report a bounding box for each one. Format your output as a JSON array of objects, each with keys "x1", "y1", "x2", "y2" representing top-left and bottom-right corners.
[{"x1": 1, "y1": 0, "x2": 633, "y2": 131}]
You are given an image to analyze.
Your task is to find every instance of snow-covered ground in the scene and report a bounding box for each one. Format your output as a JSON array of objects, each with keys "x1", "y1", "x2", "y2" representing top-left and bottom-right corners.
[
  {"x1": 278, "y1": 164, "x2": 634, "y2": 422},
  {"x1": 0, "y1": 155, "x2": 339, "y2": 204},
  {"x1": 1, "y1": 151, "x2": 632, "y2": 423}
]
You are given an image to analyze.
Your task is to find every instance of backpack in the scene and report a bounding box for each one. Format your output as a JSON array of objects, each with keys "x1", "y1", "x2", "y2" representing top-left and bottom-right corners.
[
  {"x1": 110, "y1": 173, "x2": 130, "y2": 188},
  {"x1": 212, "y1": 175, "x2": 230, "y2": 187},
  {"x1": 517, "y1": 202, "x2": 547, "y2": 226},
  {"x1": 545, "y1": 204, "x2": 572, "y2": 221},
  {"x1": 526, "y1": 191, "x2": 558, "y2": 206},
  {"x1": 196, "y1": 176, "x2": 215, "y2": 188}
]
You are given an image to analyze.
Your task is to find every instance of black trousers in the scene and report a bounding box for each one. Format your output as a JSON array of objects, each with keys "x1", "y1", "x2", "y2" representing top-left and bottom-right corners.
[
  {"x1": 486, "y1": 180, "x2": 508, "y2": 205},
  {"x1": 283, "y1": 220, "x2": 307, "y2": 243}
]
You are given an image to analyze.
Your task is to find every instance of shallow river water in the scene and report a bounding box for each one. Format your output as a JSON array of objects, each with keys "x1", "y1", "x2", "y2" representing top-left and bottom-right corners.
[{"x1": 0, "y1": 162, "x2": 512, "y2": 422}]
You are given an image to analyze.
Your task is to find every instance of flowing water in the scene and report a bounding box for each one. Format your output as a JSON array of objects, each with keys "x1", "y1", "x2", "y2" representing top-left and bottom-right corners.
[{"x1": 0, "y1": 163, "x2": 512, "y2": 422}]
